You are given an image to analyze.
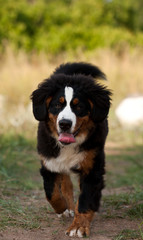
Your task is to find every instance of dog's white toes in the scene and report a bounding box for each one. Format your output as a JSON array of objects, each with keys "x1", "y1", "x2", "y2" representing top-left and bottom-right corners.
[
  {"x1": 69, "y1": 210, "x2": 74, "y2": 217},
  {"x1": 63, "y1": 209, "x2": 70, "y2": 217},
  {"x1": 57, "y1": 209, "x2": 74, "y2": 218},
  {"x1": 77, "y1": 229, "x2": 83, "y2": 238},
  {"x1": 65, "y1": 229, "x2": 83, "y2": 238},
  {"x1": 66, "y1": 226, "x2": 90, "y2": 238},
  {"x1": 69, "y1": 229, "x2": 77, "y2": 237}
]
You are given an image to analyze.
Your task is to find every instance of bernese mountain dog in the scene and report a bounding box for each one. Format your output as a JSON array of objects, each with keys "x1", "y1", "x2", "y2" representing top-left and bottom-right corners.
[{"x1": 31, "y1": 62, "x2": 111, "y2": 238}]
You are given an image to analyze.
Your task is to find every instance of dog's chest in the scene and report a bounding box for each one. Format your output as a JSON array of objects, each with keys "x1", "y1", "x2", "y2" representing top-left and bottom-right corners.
[{"x1": 41, "y1": 144, "x2": 84, "y2": 173}]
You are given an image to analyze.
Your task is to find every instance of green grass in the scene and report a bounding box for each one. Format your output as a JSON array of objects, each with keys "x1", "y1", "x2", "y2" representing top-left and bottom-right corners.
[
  {"x1": 0, "y1": 134, "x2": 44, "y2": 229},
  {"x1": 0, "y1": 194, "x2": 55, "y2": 230},
  {"x1": 139, "y1": 222, "x2": 143, "y2": 239},
  {"x1": 103, "y1": 188, "x2": 143, "y2": 220},
  {"x1": 106, "y1": 134, "x2": 143, "y2": 188},
  {"x1": 0, "y1": 198, "x2": 40, "y2": 229},
  {"x1": 113, "y1": 229, "x2": 141, "y2": 240},
  {"x1": 0, "y1": 134, "x2": 41, "y2": 191},
  {"x1": 126, "y1": 204, "x2": 143, "y2": 220}
]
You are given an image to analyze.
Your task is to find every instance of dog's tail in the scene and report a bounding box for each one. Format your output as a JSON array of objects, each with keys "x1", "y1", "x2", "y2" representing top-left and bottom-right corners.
[{"x1": 54, "y1": 62, "x2": 106, "y2": 80}]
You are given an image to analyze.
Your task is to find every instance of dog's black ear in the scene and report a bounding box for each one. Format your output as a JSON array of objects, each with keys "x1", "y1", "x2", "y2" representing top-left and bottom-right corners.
[
  {"x1": 32, "y1": 101, "x2": 47, "y2": 121},
  {"x1": 89, "y1": 87, "x2": 112, "y2": 123},
  {"x1": 31, "y1": 88, "x2": 52, "y2": 121}
]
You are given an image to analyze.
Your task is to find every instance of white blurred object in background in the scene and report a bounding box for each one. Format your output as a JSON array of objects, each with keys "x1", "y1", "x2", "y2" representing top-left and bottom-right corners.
[{"x1": 115, "y1": 96, "x2": 143, "y2": 127}]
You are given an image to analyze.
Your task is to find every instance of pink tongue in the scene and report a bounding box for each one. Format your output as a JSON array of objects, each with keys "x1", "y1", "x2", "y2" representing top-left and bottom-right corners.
[{"x1": 58, "y1": 133, "x2": 76, "y2": 143}]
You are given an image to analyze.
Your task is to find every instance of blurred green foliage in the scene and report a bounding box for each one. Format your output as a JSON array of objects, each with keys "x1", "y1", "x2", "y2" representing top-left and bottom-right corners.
[{"x1": 0, "y1": 0, "x2": 143, "y2": 54}]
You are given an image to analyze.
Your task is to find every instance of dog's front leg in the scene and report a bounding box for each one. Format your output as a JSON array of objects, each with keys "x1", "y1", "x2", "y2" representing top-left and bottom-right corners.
[
  {"x1": 66, "y1": 169, "x2": 104, "y2": 237},
  {"x1": 66, "y1": 201, "x2": 94, "y2": 237},
  {"x1": 40, "y1": 166, "x2": 67, "y2": 214},
  {"x1": 40, "y1": 166, "x2": 74, "y2": 216}
]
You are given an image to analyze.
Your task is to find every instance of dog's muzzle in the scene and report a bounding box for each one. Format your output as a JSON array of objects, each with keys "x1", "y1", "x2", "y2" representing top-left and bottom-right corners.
[
  {"x1": 58, "y1": 119, "x2": 76, "y2": 144},
  {"x1": 59, "y1": 119, "x2": 72, "y2": 132}
]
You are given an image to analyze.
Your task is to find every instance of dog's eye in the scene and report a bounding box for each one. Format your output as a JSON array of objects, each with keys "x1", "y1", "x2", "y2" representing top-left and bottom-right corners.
[
  {"x1": 76, "y1": 105, "x2": 81, "y2": 110},
  {"x1": 55, "y1": 103, "x2": 62, "y2": 109},
  {"x1": 74, "y1": 104, "x2": 81, "y2": 111}
]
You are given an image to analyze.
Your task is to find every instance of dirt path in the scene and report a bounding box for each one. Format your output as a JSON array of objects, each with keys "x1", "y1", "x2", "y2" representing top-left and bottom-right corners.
[
  {"x1": 0, "y1": 215, "x2": 139, "y2": 240},
  {"x1": 0, "y1": 189, "x2": 141, "y2": 240}
]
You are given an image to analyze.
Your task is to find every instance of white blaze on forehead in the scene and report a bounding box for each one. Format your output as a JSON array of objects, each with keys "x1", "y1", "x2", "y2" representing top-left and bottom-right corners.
[
  {"x1": 57, "y1": 86, "x2": 76, "y2": 132},
  {"x1": 65, "y1": 86, "x2": 74, "y2": 105}
]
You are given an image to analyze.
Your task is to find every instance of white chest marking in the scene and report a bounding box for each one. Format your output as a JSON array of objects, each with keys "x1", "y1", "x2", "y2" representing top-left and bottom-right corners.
[
  {"x1": 41, "y1": 143, "x2": 85, "y2": 173},
  {"x1": 57, "y1": 86, "x2": 76, "y2": 132}
]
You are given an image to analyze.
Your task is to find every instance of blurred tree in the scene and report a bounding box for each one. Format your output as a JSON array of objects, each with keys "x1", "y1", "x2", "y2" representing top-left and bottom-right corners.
[
  {"x1": 0, "y1": 0, "x2": 142, "y2": 54},
  {"x1": 103, "y1": 0, "x2": 143, "y2": 31}
]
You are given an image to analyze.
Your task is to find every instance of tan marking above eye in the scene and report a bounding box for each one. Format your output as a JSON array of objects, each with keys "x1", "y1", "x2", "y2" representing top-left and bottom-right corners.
[
  {"x1": 88, "y1": 99, "x2": 93, "y2": 109},
  {"x1": 59, "y1": 96, "x2": 65, "y2": 104},
  {"x1": 46, "y1": 97, "x2": 52, "y2": 107},
  {"x1": 73, "y1": 98, "x2": 79, "y2": 105}
]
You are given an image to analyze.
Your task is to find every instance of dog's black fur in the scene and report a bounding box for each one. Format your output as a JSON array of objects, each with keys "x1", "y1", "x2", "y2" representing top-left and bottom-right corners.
[{"x1": 31, "y1": 62, "x2": 111, "y2": 237}]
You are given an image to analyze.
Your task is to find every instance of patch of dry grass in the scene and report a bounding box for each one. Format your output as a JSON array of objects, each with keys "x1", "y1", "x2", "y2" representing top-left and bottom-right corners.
[
  {"x1": 1, "y1": 48, "x2": 143, "y2": 106},
  {"x1": 0, "y1": 47, "x2": 143, "y2": 136},
  {"x1": 0, "y1": 48, "x2": 55, "y2": 105}
]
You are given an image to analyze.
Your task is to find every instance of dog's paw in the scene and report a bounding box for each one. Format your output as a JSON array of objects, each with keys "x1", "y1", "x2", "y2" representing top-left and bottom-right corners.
[
  {"x1": 65, "y1": 226, "x2": 90, "y2": 238},
  {"x1": 63, "y1": 209, "x2": 74, "y2": 217},
  {"x1": 57, "y1": 209, "x2": 74, "y2": 218}
]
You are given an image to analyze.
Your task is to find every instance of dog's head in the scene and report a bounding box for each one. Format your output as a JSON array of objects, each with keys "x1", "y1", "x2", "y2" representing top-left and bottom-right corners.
[{"x1": 31, "y1": 63, "x2": 111, "y2": 145}]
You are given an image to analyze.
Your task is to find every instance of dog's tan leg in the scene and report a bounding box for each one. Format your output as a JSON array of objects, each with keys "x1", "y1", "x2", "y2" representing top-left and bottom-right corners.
[
  {"x1": 40, "y1": 167, "x2": 68, "y2": 214},
  {"x1": 48, "y1": 174, "x2": 68, "y2": 214},
  {"x1": 66, "y1": 201, "x2": 94, "y2": 237},
  {"x1": 60, "y1": 174, "x2": 74, "y2": 217}
]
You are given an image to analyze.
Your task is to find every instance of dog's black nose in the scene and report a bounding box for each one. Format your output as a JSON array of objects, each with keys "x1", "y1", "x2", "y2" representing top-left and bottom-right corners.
[{"x1": 59, "y1": 119, "x2": 72, "y2": 131}]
